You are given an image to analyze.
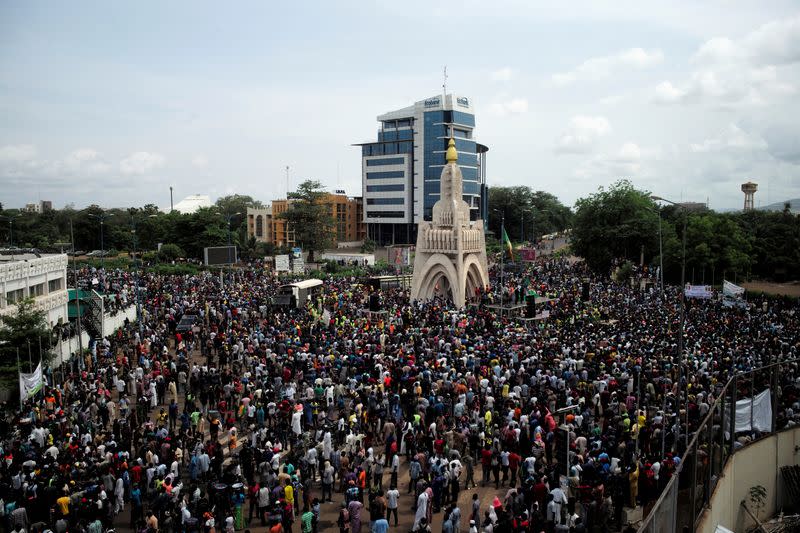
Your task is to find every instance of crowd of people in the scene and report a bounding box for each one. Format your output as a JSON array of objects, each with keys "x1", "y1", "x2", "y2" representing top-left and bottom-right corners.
[{"x1": 2, "y1": 253, "x2": 798, "y2": 533}]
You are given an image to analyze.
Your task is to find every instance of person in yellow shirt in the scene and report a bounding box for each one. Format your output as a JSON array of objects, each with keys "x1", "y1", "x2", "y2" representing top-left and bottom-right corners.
[
  {"x1": 56, "y1": 493, "x2": 70, "y2": 517},
  {"x1": 284, "y1": 480, "x2": 294, "y2": 509}
]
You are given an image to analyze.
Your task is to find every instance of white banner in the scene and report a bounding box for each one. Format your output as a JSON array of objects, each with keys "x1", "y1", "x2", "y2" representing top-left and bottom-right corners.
[
  {"x1": 19, "y1": 361, "x2": 43, "y2": 403},
  {"x1": 275, "y1": 255, "x2": 290, "y2": 272},
  {"x1": 723, "y1": 280, "x2": 745, "y2": 298},
  {"x1": 734, "y1": 388, "x2": 772, "y2": 433},
  {"x1": 685, "y1": 284, "x2": 713, "y2": 299}
]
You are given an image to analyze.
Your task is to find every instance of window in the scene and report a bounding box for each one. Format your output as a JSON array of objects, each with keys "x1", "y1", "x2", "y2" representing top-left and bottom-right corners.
[
  {"x1": 255, "y1": 215, "x2": 263, "y2": 237},
  {"x1": 367, "y1": 198, "x2": 404, "y2": 205},
  {"x1": 366, "y1": 171, "x2": 405, "y2": 180},
  {"x1": 366, "y1": 211, "x2": 405, "y2": 218},
  {"x1": 366, "y1": 184, "x2": 405, "y2": 192},
  {"x1": 48, "y1": 278, "x2": 62, "y2": 292},
  {"x1": 6, "y1": 288, "x2": 24, "y2": 304},
  {"x1": 31, "y1": 283, "x2": 45, "y2": 297},
  {"x1": 366, "y1": 157, "x2": 405, "y2": 167}
]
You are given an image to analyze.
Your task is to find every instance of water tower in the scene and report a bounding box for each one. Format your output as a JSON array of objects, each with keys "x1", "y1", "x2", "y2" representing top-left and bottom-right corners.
[{"x1": 741, "y1": 181, "x2": 758, "y2": 211}]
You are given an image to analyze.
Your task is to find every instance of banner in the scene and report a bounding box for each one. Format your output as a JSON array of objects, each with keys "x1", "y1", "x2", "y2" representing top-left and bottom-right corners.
[
  {"x1": 684, "y1": 284, "x2": 713, "y2": 299},
  {"x1": 275, "y1": 255, "x2": 290, "y2": 272},
  {"x1": 19, "y1": 361, "x2": 43, "y2": 403},
  {"x1": 723, "y1": 280, "x2": 745, "y2": 298},
  {"x1": 733, "y1": 388, "x2": 772, "y2": 433},
  {"x1": 519, "y1": 248, "x2": 537, "y2": 262}
]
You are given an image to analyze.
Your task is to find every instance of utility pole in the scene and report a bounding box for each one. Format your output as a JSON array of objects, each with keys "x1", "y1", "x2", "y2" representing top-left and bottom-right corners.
[
  {"x1": 170, "y1": 186, "x2": 174, "y2": 213},
  {"x1": 70, "y1": 220, "x2": 84, "y2": 360}
]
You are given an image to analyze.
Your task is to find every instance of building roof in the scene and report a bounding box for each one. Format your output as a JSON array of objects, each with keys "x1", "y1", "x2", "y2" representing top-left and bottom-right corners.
[{"x1": 170, "y1": 194, "x2": 212, "y2": 214}]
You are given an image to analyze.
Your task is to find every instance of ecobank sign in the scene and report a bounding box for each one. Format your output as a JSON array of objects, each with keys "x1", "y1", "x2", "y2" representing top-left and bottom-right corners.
[{"x1": 424, "y1": 98, "x2": 440, "y2": 107}]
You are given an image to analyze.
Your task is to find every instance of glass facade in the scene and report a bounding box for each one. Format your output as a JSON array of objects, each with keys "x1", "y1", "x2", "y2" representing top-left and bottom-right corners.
[
  {"x1": 366, "y1": 157, "x2": 406, "y2": 166},
  {"x1": 366, "y1": 197, "x2": 404, "y2": 205},
  {"x1": 366, "y1": 184, "x2": 405, "y2": 192},
  {"x1": 422, "y1": 109, "x2": 481, "y2": 220},
  {"x1": 366, "y1": 170, "x2": 405, "y2": 180}
]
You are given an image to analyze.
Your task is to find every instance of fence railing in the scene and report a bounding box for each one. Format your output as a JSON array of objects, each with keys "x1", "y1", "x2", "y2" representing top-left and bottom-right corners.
[{"x1": 637, "y1": 357, "x2": 798, "y2": 533}]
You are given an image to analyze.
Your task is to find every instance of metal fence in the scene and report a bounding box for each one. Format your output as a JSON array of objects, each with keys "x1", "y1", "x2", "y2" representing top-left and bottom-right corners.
[{"x1": 637, "y1": 358, "x2": 798, "y2": 533}]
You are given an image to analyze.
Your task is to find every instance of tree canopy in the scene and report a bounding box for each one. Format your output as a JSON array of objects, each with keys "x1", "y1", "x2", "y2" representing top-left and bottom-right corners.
[
  {"x1": 487, "y1": 186, "x2": 573, "y2": 242},
  {"x1": 571, "y1": 180, "x2": 660, "y2": 272},
  {"x1": 280, "y1": 180, "x2": 334, "y2": 262}
]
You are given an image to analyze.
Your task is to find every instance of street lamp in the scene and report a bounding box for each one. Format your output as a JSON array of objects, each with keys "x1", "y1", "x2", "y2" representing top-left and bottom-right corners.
[
  {"x1": 87, "y1": 211, "x2": 115, "y2": 271},
  {"x1": 0, "y1": 213, "x2": 22, "y2": 247},
  {"x1": 651, "y1": 195, "x2": 689, "y2": 449}
]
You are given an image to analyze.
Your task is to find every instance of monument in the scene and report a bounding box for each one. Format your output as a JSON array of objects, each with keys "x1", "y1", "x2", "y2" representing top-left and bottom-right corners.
[{"x1": 410, "y1": 138, "x2": 490, "y2": 307}]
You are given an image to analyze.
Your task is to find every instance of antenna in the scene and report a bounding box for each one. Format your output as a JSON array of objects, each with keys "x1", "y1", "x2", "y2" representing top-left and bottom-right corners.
[
  {"x1": 442, "y1": 66, "x2": 448, "y2": 97},
  {"x1": 285, "y1": 166, "x2": 290, "y2": 198}
]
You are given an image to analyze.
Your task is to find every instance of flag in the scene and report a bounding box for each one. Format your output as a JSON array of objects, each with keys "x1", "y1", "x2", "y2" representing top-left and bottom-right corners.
[
  {"x1": 19, "y1": 361, "x2": 43, "y2": 403},
  {"x1": 502, "y1": 227, "x2": 514, "y2": 259}
]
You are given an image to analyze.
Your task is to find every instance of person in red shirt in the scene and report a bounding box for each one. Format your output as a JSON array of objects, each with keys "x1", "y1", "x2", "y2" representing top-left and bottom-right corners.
[
  {"x1": 480, "y1": 446, "x2": 493, "y2": 487},
  {"x1": 508, "y1": 451, "x2": 521, "y2": 488}
]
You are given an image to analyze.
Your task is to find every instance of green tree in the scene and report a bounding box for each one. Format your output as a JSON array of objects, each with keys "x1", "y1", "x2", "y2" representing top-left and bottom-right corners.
[
  {"x1": 572, "y1": 180, "x2": 660, "y2": 272},
  {"x1": 0, "y1": 299, "x2": 54, "y2": 390},
  {"x1": 158, "y1": 243, "x2": 185, "y2": 262},
  {"x1": 280, "y1": 180, "x2": 334, "y2": 262},
  {"x1": 488, "y1": 186, "x2": 573, "y2": 242}
]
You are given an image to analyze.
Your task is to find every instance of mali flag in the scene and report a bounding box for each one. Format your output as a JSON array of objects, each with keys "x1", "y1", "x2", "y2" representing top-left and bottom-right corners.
[{"x1": 502, "y1": 227, "x2": 514, "y2": 259}]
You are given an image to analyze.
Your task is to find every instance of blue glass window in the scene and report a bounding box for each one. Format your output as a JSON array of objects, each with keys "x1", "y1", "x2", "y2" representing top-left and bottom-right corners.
[
  {"x1": 367, "y1": 157, "x2": 405, "y2": 166},
  {"x1": 366, "y1": 184, "x2": 405, "y2": 192},
  {"x1": 367, "y1": 198, "x2": 404, "y2": 205},
  {"x1": 366, "y1": 171, "x2": 405, "y2": 180}
]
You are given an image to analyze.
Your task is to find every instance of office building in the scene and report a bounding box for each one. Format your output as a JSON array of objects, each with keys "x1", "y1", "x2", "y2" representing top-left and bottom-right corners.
[
  {"x1": 246, "y1": 192, "x2": 365, "y2": 248},
  {"x1": 0, "y1": 253, "x2": 69, "y2": 327},
  {"x1": 356, "y1": 94, "x2": 488, "y2": 245}
]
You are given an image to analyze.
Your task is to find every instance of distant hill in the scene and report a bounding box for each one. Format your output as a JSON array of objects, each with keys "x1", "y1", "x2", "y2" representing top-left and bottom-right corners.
[{"x1": 759, "y1": 199, "x2": 800, "y2": 214}]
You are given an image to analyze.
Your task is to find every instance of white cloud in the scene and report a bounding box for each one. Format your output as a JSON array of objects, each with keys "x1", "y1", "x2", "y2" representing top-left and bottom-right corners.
[
  {"x1": 191, "y1": 154, "x2": 209, "y2": 168},
  {"x1": 120, "y1": 151, "x2": 165, "y2": 175},
  {"x1": 487, "y1": 98, "x2": 529, "y2": 116},
  {"x1": 573, "y1": 142, "x2": 660, "y2": 179},
  {"x1": 689, "y1": 124, "x2": 768, "y2": 153},
  {"x1": 0, "y1": 144, "x2": 37, "y2": 163},
  {"x1": 554, "y1": 115, "x2": 611, "y2": 154},
  {"x1": 742, "y1": 15, "x2": 800, "y2": 65},
  {"x1": 552, "y1": 47, "x2": 663, "y2": 85},
  {"x1": 654, "y1": 15, "x2": 799, "y2": 106},
  {"x1": 490, "y1": 67, "x2": 515, "y2": 82},
  {"x1": 653, "y1": 81, "x2": 687, "y2": 103}
]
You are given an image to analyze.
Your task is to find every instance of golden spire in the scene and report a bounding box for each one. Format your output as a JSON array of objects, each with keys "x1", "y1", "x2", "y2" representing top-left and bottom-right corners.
[{"x1": 445, "y1": 137, "x2": 458, "y2": 163}]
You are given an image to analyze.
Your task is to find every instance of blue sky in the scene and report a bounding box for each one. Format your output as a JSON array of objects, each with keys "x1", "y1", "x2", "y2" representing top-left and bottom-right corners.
[{"x1": 1, "y1": 0, "x2": 798, "y2": 210}]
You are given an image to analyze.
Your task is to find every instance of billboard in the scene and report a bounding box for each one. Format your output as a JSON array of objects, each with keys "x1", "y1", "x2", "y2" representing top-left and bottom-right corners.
[
  {"x1": 388, "y1": 246, "x2": 411, "y2": 266},
  {"x1": 275, "y1": 255, "x2": 290, "y2": 272},
  {"x1": 204, "y1": 246, "x2": 238, "y2": 266}
]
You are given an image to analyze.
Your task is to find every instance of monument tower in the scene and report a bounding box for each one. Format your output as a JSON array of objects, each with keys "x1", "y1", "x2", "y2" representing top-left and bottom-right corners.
[{"x1": 410, "y1": 138, "x2": 490, "y2": 307}]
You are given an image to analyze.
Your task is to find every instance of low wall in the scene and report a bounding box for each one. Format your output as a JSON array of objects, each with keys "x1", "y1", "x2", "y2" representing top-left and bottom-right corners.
[
  {"x1": 53, "y1": 306, "x2": 137, "y2": 367},
  {"x1": 697, "y1": 427, "x2": 800, "y2": 533}
]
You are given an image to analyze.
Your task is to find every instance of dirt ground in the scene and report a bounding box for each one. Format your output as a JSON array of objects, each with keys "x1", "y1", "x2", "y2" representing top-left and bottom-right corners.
[{"x1": 742, "y1": 280, "x2": 800, "y2": 297}]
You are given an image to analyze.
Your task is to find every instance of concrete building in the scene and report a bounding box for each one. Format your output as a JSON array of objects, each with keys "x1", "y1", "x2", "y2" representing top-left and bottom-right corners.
[
  {"x1": 247, "y1": 193, "x2": 365, "y2": 248},
  {"x1": 246, "y1": 207, "x2": 272, "y2": 244},
  {"x1": 356, "y1": 93, "x2": 489, "y2": 245},
  {"x1": 0, "y1": 253, "x2": 69, "y2": 327},
  {"x1": 22, "y1": 201, "x2": 53, "y2": 213}
]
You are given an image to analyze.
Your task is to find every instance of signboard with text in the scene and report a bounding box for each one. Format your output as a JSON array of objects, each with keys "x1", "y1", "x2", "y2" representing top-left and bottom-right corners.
[
  {"x1": 275, "y1": 255, "x2": 290, "y2": 272},
  {"x1": 685, "y1": 284, "x2": 713, "y2": 299}
]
